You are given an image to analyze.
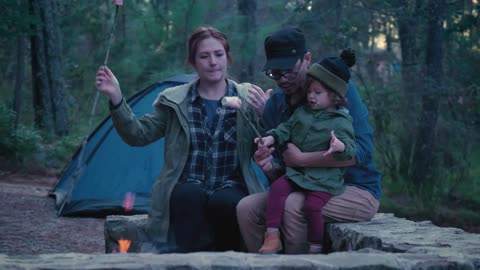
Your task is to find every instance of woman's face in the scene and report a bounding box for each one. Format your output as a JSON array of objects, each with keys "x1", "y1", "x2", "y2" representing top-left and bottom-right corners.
[{"x1": 193, "y1": 37, "x2": 228, "y2": 84}]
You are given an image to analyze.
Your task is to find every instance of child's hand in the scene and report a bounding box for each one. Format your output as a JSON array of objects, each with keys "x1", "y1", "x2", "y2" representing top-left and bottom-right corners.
[
  {"x1": 253, "y1": 141, "x2": 275, "y2": 173},
  {"x1": 254, "y1": 136, "x2": 275, "y2": 173},
  {"x1": 254, "y1": 136, "x2": 274, "y2": 147},
  {"x1": 323, "y1": 130, "x2": 345, "y2": 156}
]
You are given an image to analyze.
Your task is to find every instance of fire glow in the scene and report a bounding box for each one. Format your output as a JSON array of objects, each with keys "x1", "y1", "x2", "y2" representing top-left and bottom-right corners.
[
  {"x1": 118, "y1": 238, "x2": 131, "y2": 253},
  {"x1": 123, "y1": 192, "x2": 135, "y2": 212},
  {"x1": 115, "y1": 192, "x2": 135, "y2": 253}
]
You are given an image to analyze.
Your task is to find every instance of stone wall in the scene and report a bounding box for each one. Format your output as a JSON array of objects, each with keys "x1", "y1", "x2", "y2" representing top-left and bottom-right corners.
[
  {"x1": 1, "y1": 249, "x2": 476, "y2": 269},
  {"x1": 1, "y1": 213, "x2": 479, "y2": 269}
]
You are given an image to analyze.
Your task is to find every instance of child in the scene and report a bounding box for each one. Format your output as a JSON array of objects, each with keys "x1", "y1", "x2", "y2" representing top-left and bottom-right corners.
[{"x1": 256, "y1": 48, "x2": 357, "y2": 254}]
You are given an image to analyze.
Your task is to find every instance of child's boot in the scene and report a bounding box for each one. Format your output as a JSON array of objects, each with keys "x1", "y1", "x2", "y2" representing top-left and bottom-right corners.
[{"x1": 259, "y1": 231, "x2": 283, "y2": 254}]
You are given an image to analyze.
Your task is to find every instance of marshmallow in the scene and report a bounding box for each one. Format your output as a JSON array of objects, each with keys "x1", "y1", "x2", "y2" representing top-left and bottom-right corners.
[{"x1": 221, "y1": 96, "x2": 242, "y2": 109}]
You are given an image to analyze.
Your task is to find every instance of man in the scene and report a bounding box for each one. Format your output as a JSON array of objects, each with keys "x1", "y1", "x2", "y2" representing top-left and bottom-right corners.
[{"x1": 237, "y1": 27, "x2": 382, "y2": 254}]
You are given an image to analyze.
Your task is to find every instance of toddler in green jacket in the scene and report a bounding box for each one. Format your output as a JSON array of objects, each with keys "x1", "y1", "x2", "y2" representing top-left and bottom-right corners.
[{"x1": 255, "y1": 49, "x2": 357, "y2": 254}]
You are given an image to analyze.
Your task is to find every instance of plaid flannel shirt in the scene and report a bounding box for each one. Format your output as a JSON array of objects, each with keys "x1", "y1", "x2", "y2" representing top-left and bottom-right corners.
[{"x1": 180, "y1": 80, "x2": 244, "y2": 193}]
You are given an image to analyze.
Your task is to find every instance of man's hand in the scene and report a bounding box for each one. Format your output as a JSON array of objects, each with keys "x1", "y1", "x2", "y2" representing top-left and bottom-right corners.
[
  {"x1": 283, "y1": 143, "x2": 305, "y2": 167},
  {"x1": 246, "y1": 84, "x2": 273, "y2": 118}
]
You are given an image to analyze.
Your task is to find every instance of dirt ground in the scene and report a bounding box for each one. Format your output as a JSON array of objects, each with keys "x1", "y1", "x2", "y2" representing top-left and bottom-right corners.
[{"x1": 0, "y1": 173, "x2": 105, "y2": 255}]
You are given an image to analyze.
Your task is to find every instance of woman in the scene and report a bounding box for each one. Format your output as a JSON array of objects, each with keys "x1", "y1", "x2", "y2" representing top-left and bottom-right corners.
[{"x1": 95, "y1": 27, "x2": 265, "y2": 252}]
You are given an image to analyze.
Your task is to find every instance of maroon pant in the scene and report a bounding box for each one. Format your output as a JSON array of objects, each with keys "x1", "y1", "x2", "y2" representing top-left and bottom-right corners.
[{"x1": 266, "y1": 175, "x2": 333, "y2": 244}]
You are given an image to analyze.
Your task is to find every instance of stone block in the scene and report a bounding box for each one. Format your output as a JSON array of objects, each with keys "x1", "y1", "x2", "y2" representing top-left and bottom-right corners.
[
  {"x1": 0, "y1": 249, "x2": 477, "y2": 270},
  {"x1": 104, "y1": 214, "x2": 177, "y2": 253},
  {"x1": 325, "y1": 213, "x2": 480, "y2": 267},
  {"x1": 103, "y1": 213, "x2": 480, "y2": 269}
]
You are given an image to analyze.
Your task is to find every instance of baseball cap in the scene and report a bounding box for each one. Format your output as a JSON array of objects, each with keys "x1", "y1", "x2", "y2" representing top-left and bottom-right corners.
[{"x1": 263, "y1": 27, "x2": 307, "y2": 71}]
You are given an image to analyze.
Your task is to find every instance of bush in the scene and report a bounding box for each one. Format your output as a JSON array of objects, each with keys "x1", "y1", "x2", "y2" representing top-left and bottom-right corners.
[
  {"x1": 12, "y1": 126, "x2": 41, "y2": 161},
  {"x1": 0, "y1": 103, "x2": 15, "y2": 155},
  {"x1": 0, "y1": 103, "x2": 40, "y2": 163}
]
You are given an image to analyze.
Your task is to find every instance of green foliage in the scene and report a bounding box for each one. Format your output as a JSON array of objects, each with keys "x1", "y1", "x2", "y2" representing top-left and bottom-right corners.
[
  {"x1": 11, "y1": 126, "x2": 41, "y2": 160},
  {"x1": 0, "y1": 0, "x2": 39, "y2": 38},
  {"x1": 0, "y1": 103, "x2": 16, "y2": 153},
  {"x1": 0, "y1": 103, "x2": 40, "y2": 163},
  {"x1": 48, "y1": 134, "x2": 83, "y2": 164}
]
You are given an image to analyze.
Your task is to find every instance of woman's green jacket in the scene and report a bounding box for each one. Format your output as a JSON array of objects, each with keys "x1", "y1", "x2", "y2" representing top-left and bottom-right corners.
[{"x1": 110, "y1": 79, "x2": 266, "y2": 243}]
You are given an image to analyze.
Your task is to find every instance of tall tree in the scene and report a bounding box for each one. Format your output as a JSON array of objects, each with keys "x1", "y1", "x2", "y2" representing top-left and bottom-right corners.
[
  {"x1": 411, "y1": 0, "x2": 445, "y2": 187},
  {"x1": 1, "y1": 0, "x2": 35, "y2": 129},
  {"x1": 237, "y1": 0, "x2": 257, "y2": 82},
  {"x1": 396, "y1": 0, "x2": 424, "y2": 180},
  {"x1": 29, "y1": 0, "x2": 68, "y2": 136},
  {"x1": 14, "y1": 34, "x2": 26, "y2": 129}
]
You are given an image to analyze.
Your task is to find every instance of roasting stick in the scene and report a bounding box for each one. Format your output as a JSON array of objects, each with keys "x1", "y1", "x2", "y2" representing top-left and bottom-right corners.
[
  {"x1": 58, "y1": 2, "x2": 122, "y2": 215},
  {"x1": 238, "y1": 109, "x2": 264, "y2": 145},
  {"x1": 221, "y1": 96, "x2": 264, "y2": 145}
]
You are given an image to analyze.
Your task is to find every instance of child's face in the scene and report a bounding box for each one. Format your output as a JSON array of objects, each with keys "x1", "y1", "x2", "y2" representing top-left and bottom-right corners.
[{"x1": 307, "y1": 80, "x2": 336, "y2": 110}]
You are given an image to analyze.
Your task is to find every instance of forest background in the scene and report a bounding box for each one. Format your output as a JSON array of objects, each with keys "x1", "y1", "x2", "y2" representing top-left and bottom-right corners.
[{"x1": 1, "y1": 0, "x2": 479, "y2": 232}]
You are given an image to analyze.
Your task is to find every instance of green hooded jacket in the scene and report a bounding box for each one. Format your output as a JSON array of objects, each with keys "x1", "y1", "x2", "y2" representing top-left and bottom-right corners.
[
  {"x1": 267, "y1": 105, "x2": 355, "y2": 195},
  {"x1": 110, "y1": 79, "x2": 266, "y2": 243}
]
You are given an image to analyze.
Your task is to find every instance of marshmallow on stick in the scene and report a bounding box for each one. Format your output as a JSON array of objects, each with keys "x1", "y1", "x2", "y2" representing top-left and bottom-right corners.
[
  {"x1": 221, "y1": 96, "x2": 242, "y2": 109},
  {"x1": 222, "y1": 96, "x2": 263, "y2": 144}
]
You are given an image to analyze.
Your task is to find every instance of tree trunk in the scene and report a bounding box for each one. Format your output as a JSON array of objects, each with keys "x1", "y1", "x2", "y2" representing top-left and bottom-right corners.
[
  {"x1": 237, "y1": 0, "x2": 257, "y2": 82},
  {"x1": 31, "y1": 0, "x2": 54, "y2": 133},
  {"x1": 29, "y1": 0, "x2": 68, "y2": 136},
  {"x1": 396, "y1": 0, "x2": 421, "y2": 180},
  {"x1": 13, "y1": 34, "x2": 26, "y2": 130},
  {"x1": 411, "y1": 0, "x2": 445, "y2": 186}
]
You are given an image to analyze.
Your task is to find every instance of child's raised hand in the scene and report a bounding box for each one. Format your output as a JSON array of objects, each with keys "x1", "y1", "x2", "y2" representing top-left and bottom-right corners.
[{"x1": 323, "y1": 130, "x2": 345, "y2": 156}]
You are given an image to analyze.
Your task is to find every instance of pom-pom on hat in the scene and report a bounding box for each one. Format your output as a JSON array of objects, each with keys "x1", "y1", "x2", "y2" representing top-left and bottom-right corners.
[
  {"x1": 307, "y1": 48, "x2": 356, "y2": 96},
  {"x1": 263, "y1": 27, "x2": 307, "y2": 71}
]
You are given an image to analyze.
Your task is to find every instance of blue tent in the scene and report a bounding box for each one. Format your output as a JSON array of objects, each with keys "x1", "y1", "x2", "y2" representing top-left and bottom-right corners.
[{"x1": 50, "y1": 74, "x2": 267, "y2": 217}]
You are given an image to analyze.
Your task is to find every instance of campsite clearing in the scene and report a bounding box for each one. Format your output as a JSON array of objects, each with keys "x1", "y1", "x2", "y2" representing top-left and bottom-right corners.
[{"x1": 0, "y1": 173, "x2": 104, "y2": 255}]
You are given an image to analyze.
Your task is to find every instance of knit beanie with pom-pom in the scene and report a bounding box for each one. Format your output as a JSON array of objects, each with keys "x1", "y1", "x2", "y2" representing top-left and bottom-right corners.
[{"x1": 307, "y1": 48, "x2": 356, "y2": 96}]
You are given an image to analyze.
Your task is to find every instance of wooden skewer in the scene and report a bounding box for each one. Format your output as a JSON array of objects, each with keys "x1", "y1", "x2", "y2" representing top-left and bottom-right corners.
[{"x1": 237, "y1": 108, "x2": 264, "y2": 145}]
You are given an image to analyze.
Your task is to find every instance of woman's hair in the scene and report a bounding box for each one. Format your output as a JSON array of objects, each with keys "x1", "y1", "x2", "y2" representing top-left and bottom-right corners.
[
  {"x1": 186, "y1": 27, "x2": 232, "y2": 66},
  {"x1": 306, "y1": 76, "x2": 348, "y2": 108}
]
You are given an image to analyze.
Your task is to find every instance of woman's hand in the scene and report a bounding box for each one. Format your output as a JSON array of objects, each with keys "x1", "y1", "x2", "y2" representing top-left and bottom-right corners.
[
  {"x1": 246, "y1": 84, "x2": 273, "y2": 118},
  {"x1": 323, "y1": 130, "x2": 345, "y2": 156},
  {"x1": 95, "y1": 66, "x2": 122, "y2": 105}
]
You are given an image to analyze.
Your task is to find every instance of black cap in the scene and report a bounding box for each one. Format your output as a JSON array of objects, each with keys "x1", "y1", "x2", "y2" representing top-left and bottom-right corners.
[{"x1": 263, "y1": 27, "x2": 307, "y2": 71}]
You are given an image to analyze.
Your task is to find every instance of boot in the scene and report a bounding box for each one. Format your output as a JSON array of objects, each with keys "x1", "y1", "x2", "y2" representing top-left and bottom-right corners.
[{"x1": 259, "y1": 231, "x2": 283, "y2": 254}]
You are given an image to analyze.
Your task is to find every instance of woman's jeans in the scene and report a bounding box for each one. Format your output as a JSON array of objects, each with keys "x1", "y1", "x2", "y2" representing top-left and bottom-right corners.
[{"x1": 169, "y1": 182, "x2": 247, "y2": 252}]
